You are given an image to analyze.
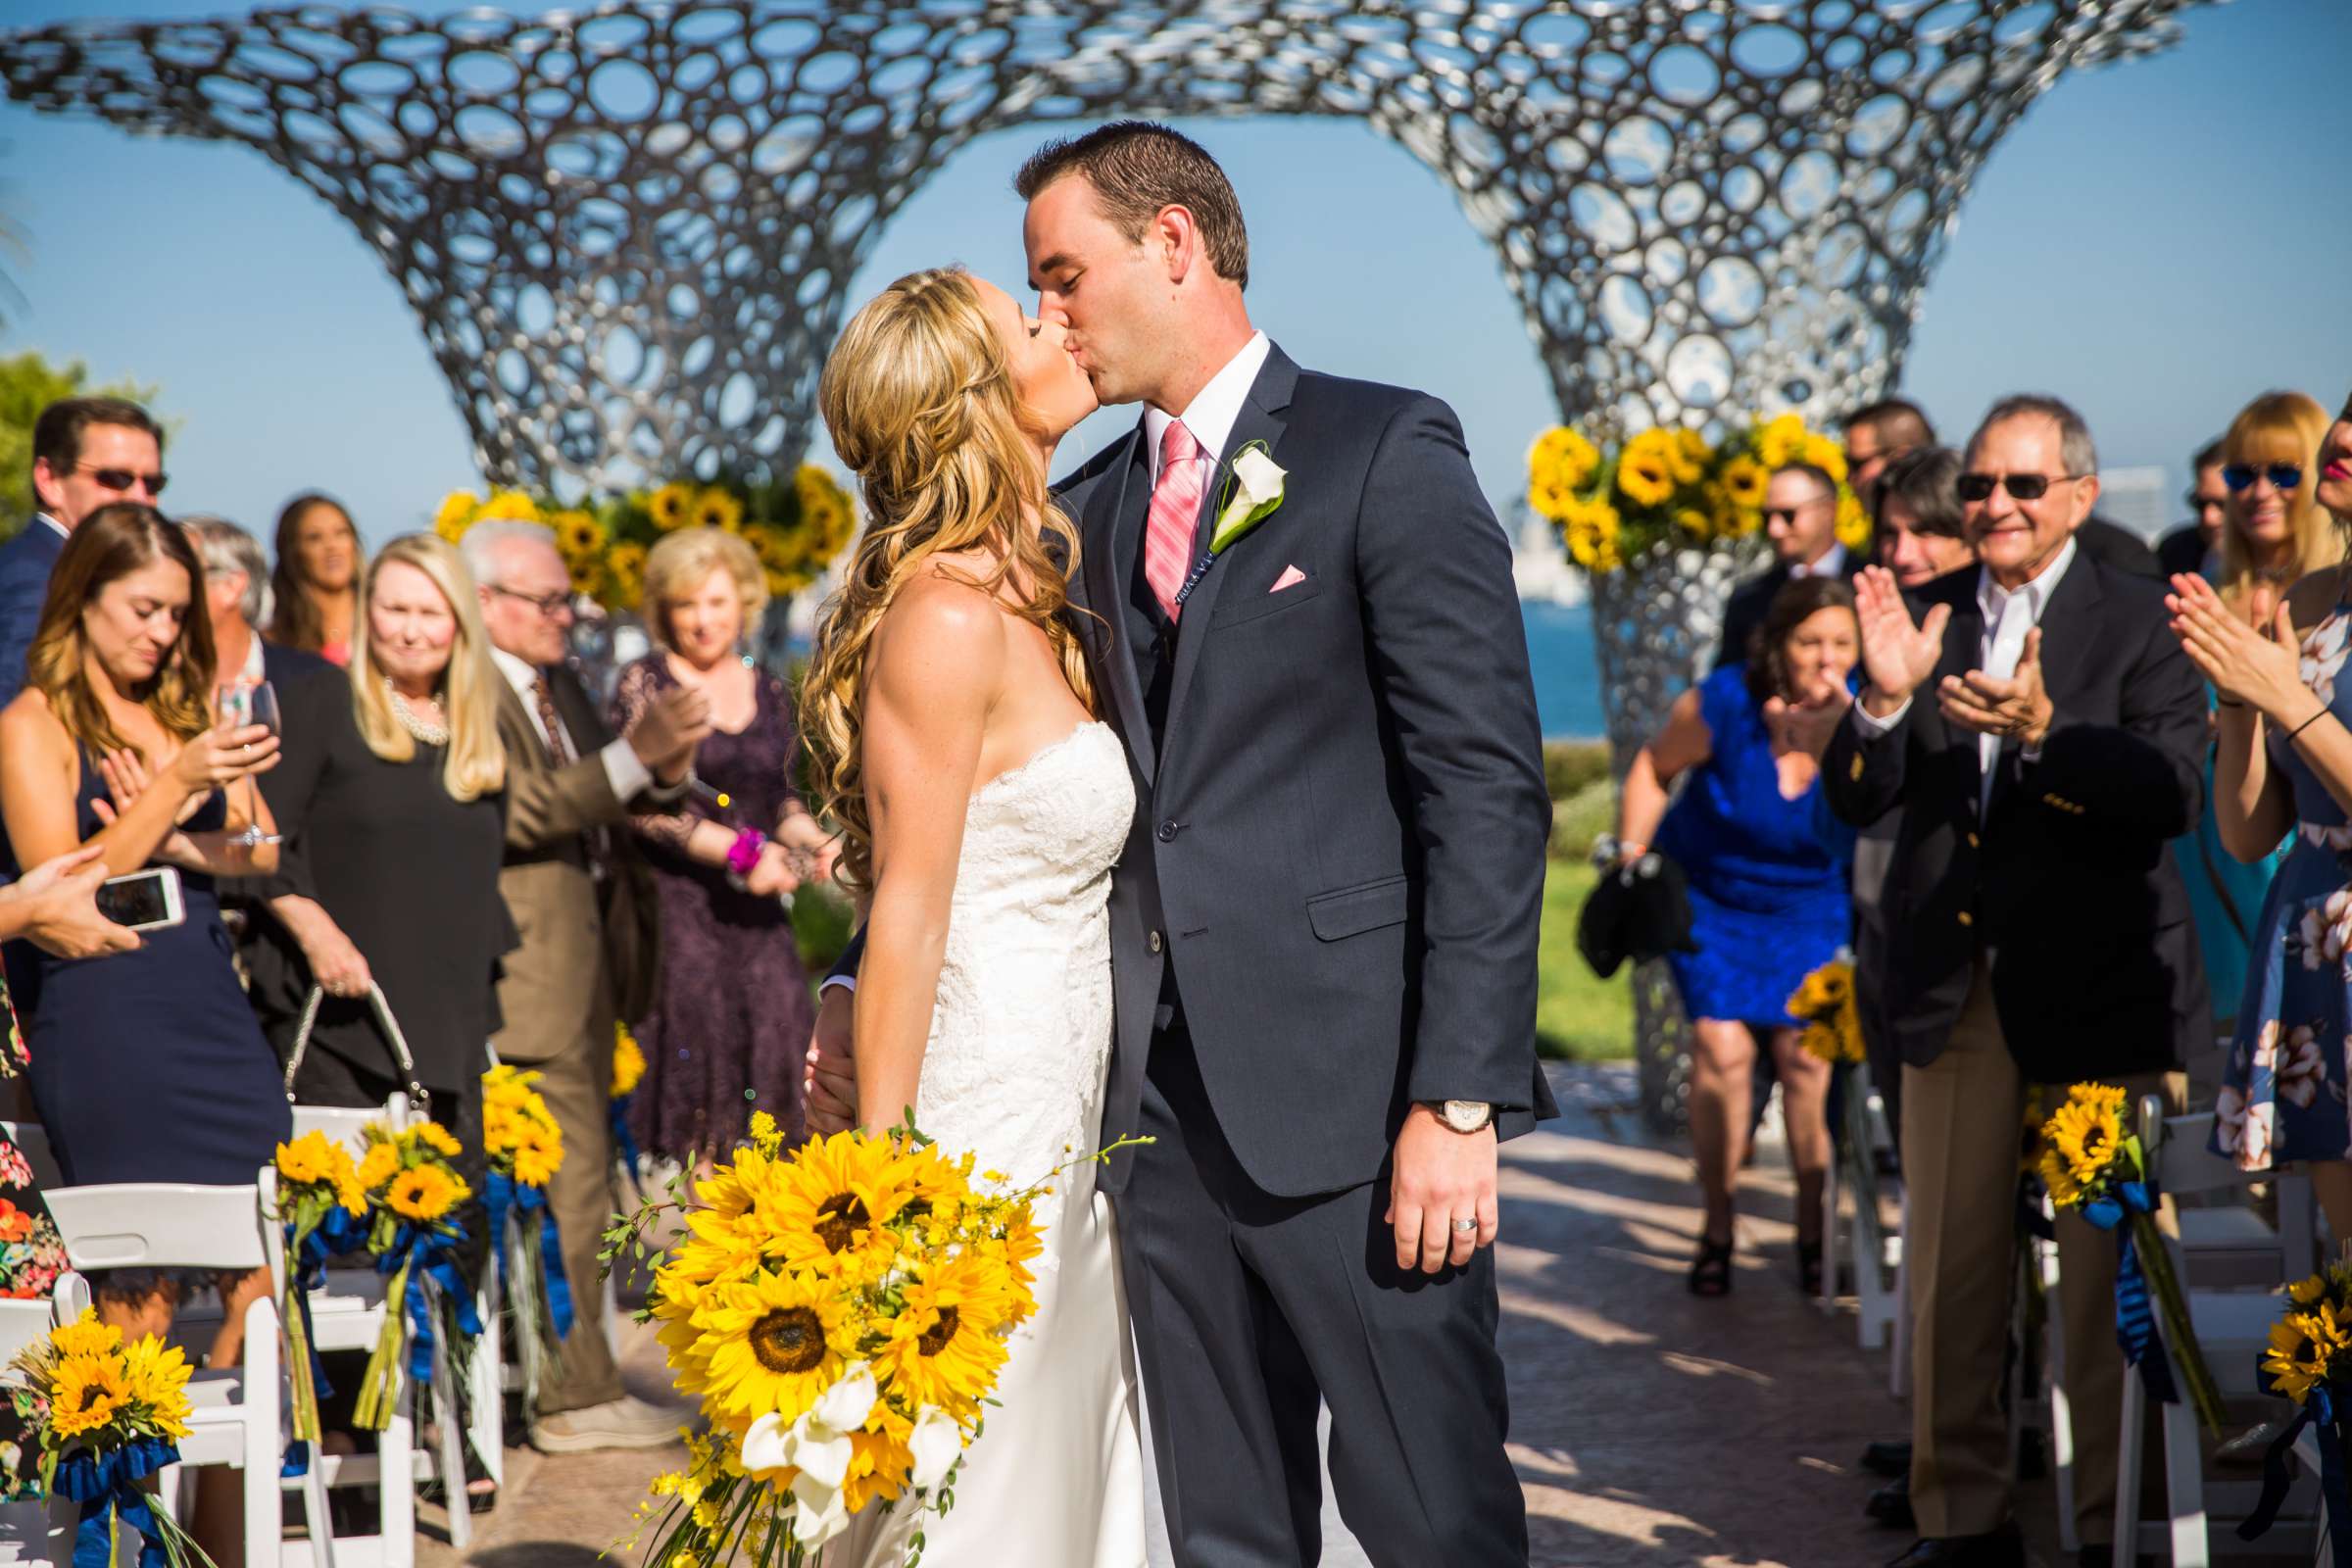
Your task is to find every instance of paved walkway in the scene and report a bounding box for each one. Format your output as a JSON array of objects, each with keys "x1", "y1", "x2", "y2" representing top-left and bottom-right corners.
[{"x1": 422, "y1": 1065, "x2": 1935, "y2": 1568}]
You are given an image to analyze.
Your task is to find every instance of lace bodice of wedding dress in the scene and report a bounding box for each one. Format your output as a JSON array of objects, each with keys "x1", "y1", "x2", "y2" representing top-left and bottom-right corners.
[{"x1": 827, "y1": 718, "x2": 1148, "y2": 1568}]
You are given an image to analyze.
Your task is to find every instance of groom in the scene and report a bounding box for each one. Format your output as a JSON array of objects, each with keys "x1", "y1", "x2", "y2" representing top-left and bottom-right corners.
[{"x1": 815, "y1": 122, "x2": 1553, "y2": 1564}]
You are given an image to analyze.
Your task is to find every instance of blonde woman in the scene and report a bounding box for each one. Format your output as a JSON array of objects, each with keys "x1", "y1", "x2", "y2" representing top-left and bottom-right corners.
[
  {"x1": 799, "y1": 266, "x2": 1142, "y2": 1567},
  {"x1": 2215, "y1": 391, "x2": 2339, "y2": 610},
  {"x1": 604, "y1": 526, "x2": 834, "y2": 1157},
  {"x1": 250, "y1": 533, "x2": 510, "y2": 1171}
]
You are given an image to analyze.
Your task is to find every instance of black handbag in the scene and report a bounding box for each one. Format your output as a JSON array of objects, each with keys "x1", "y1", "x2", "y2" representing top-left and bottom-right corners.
[{"x1": 1575, "y1": 852, "x2": 1698, "y2": 979}]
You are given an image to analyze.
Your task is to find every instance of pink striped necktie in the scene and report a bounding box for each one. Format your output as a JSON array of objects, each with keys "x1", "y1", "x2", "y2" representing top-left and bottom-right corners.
[{"x1": 1144, "y1": 417, "x2": 1205, "y2": 621}]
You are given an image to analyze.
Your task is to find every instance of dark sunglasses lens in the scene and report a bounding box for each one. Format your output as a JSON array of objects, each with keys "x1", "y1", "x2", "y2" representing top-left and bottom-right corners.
[
  {"x1": 90, "y1": 468, "x2": 166, "y2": 496},
  {"x1": 2003, "y1": 475, "x2": 2050, "y2": 501},
  {"x1": 1956, "y1": 474, "x2": 1995, "y2": 503},
  {"x1": 2222, "y1": 466, "x2": 2255, "y2": 493},
  {"x1": 145, "y1": 471, "x2": 167, "y2": 497},
  {"x1": 2270, "y1": 465, "x2": 2304, "y2": 492}
]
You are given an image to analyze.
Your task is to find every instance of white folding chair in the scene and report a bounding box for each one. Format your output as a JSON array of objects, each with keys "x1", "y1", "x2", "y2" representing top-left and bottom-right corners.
[
  {"x1": 41, "y1": 1184, "x2": 333, "y2": 1568},
  {"x1": 1818, "y1": 1068, "x2": 1902, "y2": 1349},
  {"x1": 2112, "y1": 1095, "x2": 2323, "y2": 1563},
  {"x1": 0, "y1": 1297, "x2": 69, "y2": 1565}
]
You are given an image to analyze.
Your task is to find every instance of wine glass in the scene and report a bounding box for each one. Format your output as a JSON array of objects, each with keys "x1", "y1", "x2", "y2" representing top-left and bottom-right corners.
[{"x1": 223, "y1": 680, "x2": 282, "y2": 849}]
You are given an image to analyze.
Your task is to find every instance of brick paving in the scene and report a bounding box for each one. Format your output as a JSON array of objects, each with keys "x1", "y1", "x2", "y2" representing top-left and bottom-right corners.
[{"x1": 414, "y1": 1065, "x2": 2004, "y2": 1568}]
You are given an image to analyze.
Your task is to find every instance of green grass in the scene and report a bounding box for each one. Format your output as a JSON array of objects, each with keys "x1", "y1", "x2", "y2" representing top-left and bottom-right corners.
[{"x1": 1538, "y1": 858, "x2": 1635, "y2": 1060}]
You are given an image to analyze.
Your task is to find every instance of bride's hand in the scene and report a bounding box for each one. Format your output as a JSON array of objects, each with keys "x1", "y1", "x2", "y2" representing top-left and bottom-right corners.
[{"x1": 804, "y1": 988, "x2": 858, "y2": 1137}]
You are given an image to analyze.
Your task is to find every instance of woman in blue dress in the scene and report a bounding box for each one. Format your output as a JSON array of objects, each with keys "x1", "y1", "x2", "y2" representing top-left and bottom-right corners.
[
  {"x1": 0, "y1": 503, "x2": 288, "y2": 1354},
  {"x1": 1615, "y1": 575, "x2": 1859, "y2": 1297},
  {"x1": 2173, "y1": 385, "x2": 2352, "y2": 1236}
]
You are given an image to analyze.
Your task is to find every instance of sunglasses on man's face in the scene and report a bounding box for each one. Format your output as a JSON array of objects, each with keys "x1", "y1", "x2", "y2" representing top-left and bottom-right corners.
[
  {"x1": 72, "y1": 463, "x2": 168, "y2": 497},
  {"x1": 1956, "y1": 472, "x2": 2082, "y2": 504},
  {"x1": 1763, "y1": 497, "x2": 1834, "y2": 527},
  {"x1": 2222, "y1": 464, "x2": 2303, "y2": 495}
]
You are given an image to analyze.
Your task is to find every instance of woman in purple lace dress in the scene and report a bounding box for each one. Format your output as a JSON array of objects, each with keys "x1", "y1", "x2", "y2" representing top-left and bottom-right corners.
[{"x1": 607, "y1": 528, "x2": 838, "y2": 1157}]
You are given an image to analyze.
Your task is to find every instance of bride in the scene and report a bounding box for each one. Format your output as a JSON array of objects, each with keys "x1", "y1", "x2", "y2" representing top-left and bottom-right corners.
[{"x1": 798, "y1": 268, "x2": 1147, "y2": 1566}]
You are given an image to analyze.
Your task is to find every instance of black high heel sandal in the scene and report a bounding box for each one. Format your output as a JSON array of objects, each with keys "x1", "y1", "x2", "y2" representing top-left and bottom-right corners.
[
  {"x1": 1796, "y1": 1236, "x2": 1825, "y2": 1298},
  {"x1": 1689, "y1": 1234, "x2": 1734, "y2": 1297}
]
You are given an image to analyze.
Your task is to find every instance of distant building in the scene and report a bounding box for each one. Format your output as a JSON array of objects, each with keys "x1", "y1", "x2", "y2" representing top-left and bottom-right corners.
[{"x1": 2097, "y1": 466, "x2": 2170, "y2": 544}]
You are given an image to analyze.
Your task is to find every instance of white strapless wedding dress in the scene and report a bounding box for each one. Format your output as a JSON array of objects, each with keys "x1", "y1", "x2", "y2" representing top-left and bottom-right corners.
[{"x1": 825, "y1": 720, "x2": 1148, "y2": 1568}]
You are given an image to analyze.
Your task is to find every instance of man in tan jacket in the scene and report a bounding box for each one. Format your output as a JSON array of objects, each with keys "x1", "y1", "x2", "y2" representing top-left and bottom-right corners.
[{"x1": 465, "y1": 520, "x2": 711, "y2": 1451}]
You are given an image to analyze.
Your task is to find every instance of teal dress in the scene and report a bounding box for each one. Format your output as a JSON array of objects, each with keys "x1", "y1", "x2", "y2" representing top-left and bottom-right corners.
[{"x1": 2174, "y1": 719, "x2": 2289, "y2": 1024}]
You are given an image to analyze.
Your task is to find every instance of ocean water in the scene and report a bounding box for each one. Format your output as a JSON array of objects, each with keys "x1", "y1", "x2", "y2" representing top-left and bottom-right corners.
[{"x1": 1523, "y1": 601, "x2": 1603, "y2": 741}]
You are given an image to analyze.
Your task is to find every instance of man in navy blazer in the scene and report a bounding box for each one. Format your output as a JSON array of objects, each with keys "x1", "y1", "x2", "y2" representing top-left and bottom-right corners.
[{"x1": 0, "y1": 398, "x2": 168, "y2": 708}]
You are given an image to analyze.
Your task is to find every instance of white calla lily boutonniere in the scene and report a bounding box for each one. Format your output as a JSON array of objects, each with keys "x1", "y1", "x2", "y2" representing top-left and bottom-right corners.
[{"x1": 1174, "y1": 439, "x2": 1287, "y2": 609}]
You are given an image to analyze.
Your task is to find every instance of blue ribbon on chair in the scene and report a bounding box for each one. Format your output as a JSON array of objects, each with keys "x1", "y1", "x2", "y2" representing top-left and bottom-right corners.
[
  {"x1": 2240, "y1": 1381, "x2": 2352, "y2": 1565},
  {"x1": 58, "y1": 1438, "x2": 176, "y2": 1568},
  {"x1": 482, "y1": 1171, "x2": 574, "y2": 1340},
  {"x1": 376, "y1": 1221, "x2": 482, "y2": 1384},
  {"x1": 610, "y1": 1093, "x2": 641, "y2": 1184},
  {"x1": 279, "y1": 1206, "x2": 368, "y2": 1477},
  {"x1": 2079, "y1": 1179, "x2": 2180, "y2": 1406}
]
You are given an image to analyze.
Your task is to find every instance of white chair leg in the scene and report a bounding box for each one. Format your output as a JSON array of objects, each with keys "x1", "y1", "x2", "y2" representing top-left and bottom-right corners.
[
  {"x1": 470, "y1": 1280, "x2": 504, "y2": 1491},
  {"x1": 300, "y1": 1455, "x2": 334, "y2": 1568},
  {"x1": 380, "y1": 1381, "x2": 416, "y2": 1568},
  {"x1": 1819, "y1": 1137, "x2": 1840, "y2": 1313},
  {"x1": 2109, "y1": 1333, "x2": 2144, "y2": 1568},
  {"x1": 2161, "y1": 1396, "x2": 2206, "y2": 1567},
  {"x1": 1889, "y1": 1197, "x2": 1913, "y2": 1400},
  {"x1": 2044, "y1": 1236, "x2": 2082, "y2": 1555},
  {"x1": 430, "y1": 1320, "x2": 471, "y2": 1554},
  {"x1": 244, "y1": 1299, "x2": 281, "y2": 1568}
]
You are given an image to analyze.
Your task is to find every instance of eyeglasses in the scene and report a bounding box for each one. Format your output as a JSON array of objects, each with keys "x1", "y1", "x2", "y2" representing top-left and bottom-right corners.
[
  {"x1": 72, "y1": 463, "x2": 168, "y2": 497},
  {"x1": 2184, "y1": 491, "x2": 2229, "y2": 513},
  {"x1": 1955, "y1": 472, "x2": 2085, "y2": 504},
  {"x1": 2222, "y1": 464, "x2": 2303, "y2": 495},
  {"x1": 1763, "y1": 497, "x2": 1834, "y2": 527},
  {"x1": 489, "y1": 584, "x2": 574, "y2": 617}
]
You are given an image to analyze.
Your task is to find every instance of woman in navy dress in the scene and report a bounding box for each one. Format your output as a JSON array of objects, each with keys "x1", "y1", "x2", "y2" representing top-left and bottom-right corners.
[
  {"x1": 1614, "y1": 575, "x2": 1859, "y2": 1297},
  {"x1": 0, "y1": 503, "x2": 288, "y2": 1350}
]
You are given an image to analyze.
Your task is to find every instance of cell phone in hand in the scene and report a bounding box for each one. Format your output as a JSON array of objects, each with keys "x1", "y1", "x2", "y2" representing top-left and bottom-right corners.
[{"x1": 95, "y1": 866, "x2": 185, "y2": 933}]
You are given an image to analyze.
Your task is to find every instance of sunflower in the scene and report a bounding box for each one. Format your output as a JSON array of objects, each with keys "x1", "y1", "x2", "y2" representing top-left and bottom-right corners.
[
  {"x1": 1803, "y1": 432, "x2": 1850, "y2": 485},
  {"x1": 514, "y1": 1125, "x2": 564, "y2": 1189},
  {"x1": 1756, "y1": 413, "x2": 1807, "y2": 470},
  {"x1": 276, "y1": 1131, "x2": 339, "y2": 1188},
  {"x1": 1720, "y1": 455, "x2": 1769, "y2": 511},
  {"x1": 414, "y1": 1122, "x2": 464, "y2": 1160},
  {"x1": 2292, "y1": 1274, "x2": 2331, "y2": 1306},
  {"x1": 1672, "y1": 506, "x2": 1712, "y2": 541},
  {"x1": 386, "y1": 1164, "x2": 467, "y2": 1223},
  {"x1": 552, "y1": 509, "x2": 605, "y2": 561},
  {"x1": 606, "y1": 540, "x2": 649, "y2": 612},
  {"x1": 1527, "y1": 425, "x2": 1600, "y2": 497},
  {"x1": 357, "y1": 1141, "x2": 399, "y2": 1192},
  {"x1": 872, "y1": 1250, "x2": 1014, "y2": 1416},
  {"x1": 50, "y1": 1353, "x2": 130, "y2": 1439},
  {"x1": 1615, "y1": 430, "x2": 1679, "y2": 509},
  {"x1": 2265, "y1": 1305, "x2": 2349, "y2": 1402},
  {"x1": 691, "y1": 1267, "x2": 854, "y2": 1430},
  {"x1": 49, "y1": 1310, "x2": 121, "y2": 1362},
  {"x1": 612, "y1": 1024, "x2": 647, "y2": 1099},
  {"x1": 433, "y1": 491, "x2": 480, "y2": 542},
  {"x1": 122, "y1": 1337, "x2": 193, "y2": 1440},
  {"x1": 2044, "y1": 1083, "x2": 2129, "y2": 1188},
  {"x1": 765, "y1": 1130, "x2": 919, "y2": 1278},
  {"x1": 693, "y1": 488, "x2": 745, "y2": 533},
  {"x1": 841, "y1": 1418, "x2": 917, "y2": 1514},
  {"x1": 477, "y1": 489, "x2": 543, "y2": 524},
  {"x1": 1662, "y1": 426, "x2": 1706, "y2": 486},
  {"x1": 1836, "y1": 489, "x2": 1871, "y2": 552},
  {"x1": 651, "y1": 483, "x2": 696, "y2": 531},
  {"x1": 1560, "y1": 496, "x2": 1624, "y2": 572},
  {"x1": 2036, "y1": 1146, "x2": 2082, "y2": 1209}
]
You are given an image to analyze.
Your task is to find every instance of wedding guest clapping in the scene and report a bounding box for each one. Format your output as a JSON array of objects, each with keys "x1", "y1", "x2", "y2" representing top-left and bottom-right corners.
[
  {"x1": 1614, "y1": 576, "x2": 1858, "y2": 1297},
  {"x1": 266, "y1": 492, "x2": 363, "y2": 665},
  {"x1": 2172, "y1": 384, "x2": 2352, "y2": 1229},
  {"x1": 0, "y1": 502, "x2": 286, "y2": 1350},
  {"x1": 247, "y1": 534, "x2": 511, "y2": 1200},
  {"x1": 606, "y1": 527, "x2": 833, "y2": 1159}
]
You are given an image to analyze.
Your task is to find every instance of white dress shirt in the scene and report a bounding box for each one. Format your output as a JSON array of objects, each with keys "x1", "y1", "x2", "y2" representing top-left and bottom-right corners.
[
  {"x1": 490, "y1": 645, "x2": 656, "y2": 804},
  {"x1": 1143, "y1": 330, "x2": 1272, "y2": 489},
  {"x1": 1790, "y1": 541, "x2": 1846, "y2": 580},
  {"x1": 1853, "y1": 535, "x2": 2079, "y2": 813}
]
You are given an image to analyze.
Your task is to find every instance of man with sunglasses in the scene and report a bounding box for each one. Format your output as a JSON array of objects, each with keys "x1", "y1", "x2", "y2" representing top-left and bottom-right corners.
[
  {"x1": 2155, "y1": 438, "x2": 2228, "y2": 581},
  {"x1": 1712, "y1": 461, "x2": 1850, "y2": 671},
  {"x1": 0, "y1": 397, "x2": 167, "y2": 709},
  {"x1": 1825, "y1": 395, "x2": 2206, "y2": 1568}
]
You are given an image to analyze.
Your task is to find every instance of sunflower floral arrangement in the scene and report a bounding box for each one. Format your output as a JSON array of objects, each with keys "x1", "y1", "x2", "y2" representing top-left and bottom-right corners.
[
  {"x1": 352, "y1": 1120, "x2": 479, "y2": 1432},
  {"x1": 433, "y1": 465, "x2": 857, "y2": 612},
  {"x1": 604, "y1": 1112, "x2": 1144, "y2": 1562},
  {"x1": 482, "y1": 1064, "x2": 571, "y2": 1394},
  {"x1": 1527, "y1": 412, "x2": 1871, "y2": 573},
  {"x1": 270, "y1": 1131, "x2": 369, "y2": 1452},
  {"x1": 1787, "y1": 954, "x2": 1864, "y2": 1066},
  {"x1": 2237, "y1": 1257, "x2": 2352, "y2": 1554},
  {"x1": 3, "y1": 1311, "x2": 197, "y2": 1564},
  {"x1": 2035, "y1": 1084, "x2": 2224, "y2": 1434}
]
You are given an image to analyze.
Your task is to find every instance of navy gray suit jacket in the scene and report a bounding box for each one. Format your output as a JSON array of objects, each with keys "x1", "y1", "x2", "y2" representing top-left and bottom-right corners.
[
  {"x1": 0, "y1": 518, "x2": 64, "y2": 711},
  {"x1": 1058, "y1": 346, "x2": 1556, "y2": 1197}
]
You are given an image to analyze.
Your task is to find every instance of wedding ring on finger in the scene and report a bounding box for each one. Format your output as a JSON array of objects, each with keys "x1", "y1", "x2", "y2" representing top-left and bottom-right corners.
[{"x1": 1450, "y1": 1218, "x2": 1478, "y2": 1234}]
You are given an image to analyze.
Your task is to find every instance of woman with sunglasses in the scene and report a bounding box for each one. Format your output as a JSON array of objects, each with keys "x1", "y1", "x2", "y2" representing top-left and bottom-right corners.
[{"x1": 2166, "y1": 387, "x2": 2352, "y2": 1230}]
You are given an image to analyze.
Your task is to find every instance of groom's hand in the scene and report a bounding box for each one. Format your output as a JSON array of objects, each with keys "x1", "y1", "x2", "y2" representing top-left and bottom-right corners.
[
  {"x1": 804, "y1": 987, "x2": 858, "y2": 1137},
  {"x1": 1387, "y1": 1105, "x2": 1499, "y2": 1274}
]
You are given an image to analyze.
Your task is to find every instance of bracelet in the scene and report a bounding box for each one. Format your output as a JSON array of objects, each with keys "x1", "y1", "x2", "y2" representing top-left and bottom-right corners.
[
  {"x1": 723, "y1": 827, "x2": 768, "y2": 890},
  {"x1": 2290, "y1": 708, "x2": 2333, "y2": 742}
]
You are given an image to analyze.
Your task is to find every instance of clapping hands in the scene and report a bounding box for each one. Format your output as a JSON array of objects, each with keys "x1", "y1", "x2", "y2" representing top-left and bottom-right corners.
[
  {"x1": 1763, "y1": 677, "x2": 1851, "y2": 761},
  {"x1": 1938, "y1": 627, "x2": 2053, "y2": 749},
  {"x1": 1852, "y1": 566, "x2": 1950, "y2": 718},
  {"x1": 2168, "y1": 572, "x2": 2306, "y2": 720}
]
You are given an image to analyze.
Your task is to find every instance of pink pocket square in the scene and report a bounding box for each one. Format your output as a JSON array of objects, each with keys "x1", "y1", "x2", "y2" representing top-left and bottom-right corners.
[{"x1": 1269, "y1": 565, "x2": 1307, "y2": 593}]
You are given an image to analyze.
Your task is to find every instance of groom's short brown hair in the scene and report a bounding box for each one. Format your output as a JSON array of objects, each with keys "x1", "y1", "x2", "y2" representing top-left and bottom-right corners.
[{"x1": 1015, "y1": 122, "x2": 1250, "y2": 289}]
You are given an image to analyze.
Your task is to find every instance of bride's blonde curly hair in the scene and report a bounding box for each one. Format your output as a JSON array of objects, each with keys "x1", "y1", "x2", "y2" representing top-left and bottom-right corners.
[{"x1": 803, "y1": 267, "x2": 1095, "y2": 892}]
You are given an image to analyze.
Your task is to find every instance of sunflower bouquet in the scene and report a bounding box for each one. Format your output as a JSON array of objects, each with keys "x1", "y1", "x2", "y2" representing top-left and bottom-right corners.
[
  {"x1": 3, "y1": 1311, "x2": 198, "y2": 1565},
  {"x1": 1526, "y1": 412, "x2": 1870, "y2": 574},
  {"x1": 2035, "y1": 1084, "x2": 2225, "y2": 1434},
  {"x1": 2236, "y1": 1259, "x2": 2352, "y2": 1554},
  {"x1": 270, "y1": 1131, "x2": 369, "y2": 1451},
  {"x1": 482, "y1": 1065, "x2": 571, "y2": 1393},
  {"x1": 1788, "y1": 955, "x2": 1864, "y2": 1066},
  {"x1": 433, "y1": 464, "x2": 858, "y2": 612},
  {"x1": 604, "y1": 1112, "x2": 1140, "y2": 1563},
  {"x1": 352, "y1": 1120, "x2": 479, "y2": 1432}
]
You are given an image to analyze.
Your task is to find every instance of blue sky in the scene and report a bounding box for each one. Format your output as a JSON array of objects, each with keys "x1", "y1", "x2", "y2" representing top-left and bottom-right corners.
[{"x1": 3, "y1": 0, "x2": 2347, "y2": 549}]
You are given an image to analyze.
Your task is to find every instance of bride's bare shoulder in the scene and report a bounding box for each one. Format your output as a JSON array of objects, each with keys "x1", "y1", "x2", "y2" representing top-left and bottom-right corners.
[{"x1": 868, "y1": 568, "x2": 1008, "y2": 697}]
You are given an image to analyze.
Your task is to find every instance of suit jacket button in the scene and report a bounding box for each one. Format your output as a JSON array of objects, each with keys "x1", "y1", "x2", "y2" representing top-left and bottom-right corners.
[
  {"x1": 1957, "y1": 910, "x2": 1974, "y2": 927},
  {"x1": 1148, "y1": 930, "x2": 1164, "y2": 955},
  {"x1": 1157, "y1": 819, "x2": 1180, "y2": 843},
  {"x1": 1967, "y1": 832, "x2": 1980, "y2": 849},
  {"x1": 1849, "y1": 755, "x2": 1864, "y2": 782}
]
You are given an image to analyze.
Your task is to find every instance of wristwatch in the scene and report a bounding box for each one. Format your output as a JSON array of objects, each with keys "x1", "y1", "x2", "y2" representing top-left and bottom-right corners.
[{"x1": 1422, "y1": 1100, "x2": 1494, "y2": 1134}]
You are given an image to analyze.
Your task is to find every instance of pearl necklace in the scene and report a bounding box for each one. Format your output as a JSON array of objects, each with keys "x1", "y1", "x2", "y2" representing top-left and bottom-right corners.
[{"x1": 383, "y1": 678, "x2": 451, "y2": 747}]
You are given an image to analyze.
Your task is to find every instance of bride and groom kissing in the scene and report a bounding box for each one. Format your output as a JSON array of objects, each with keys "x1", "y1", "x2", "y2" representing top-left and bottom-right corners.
[{"x1": 797, "y1": 122, "x2": 1556, "y2": 1566}]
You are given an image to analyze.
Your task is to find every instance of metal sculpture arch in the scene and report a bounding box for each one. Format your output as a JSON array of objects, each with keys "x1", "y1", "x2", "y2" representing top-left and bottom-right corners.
[{"x1": 0, "y1": 0, "x2": 2203, "y2": 1125}]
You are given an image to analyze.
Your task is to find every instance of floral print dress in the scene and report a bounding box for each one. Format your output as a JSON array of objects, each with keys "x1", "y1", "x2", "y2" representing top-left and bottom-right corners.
[{"x1": 2216, "y1": 601, "x2": 2352, "y2": 1167}]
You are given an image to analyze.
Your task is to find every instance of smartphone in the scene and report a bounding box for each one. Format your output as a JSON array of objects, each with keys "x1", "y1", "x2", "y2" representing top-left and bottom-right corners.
[{"x1": 95, "y1": 867, "x2": 185, "y2": 933}]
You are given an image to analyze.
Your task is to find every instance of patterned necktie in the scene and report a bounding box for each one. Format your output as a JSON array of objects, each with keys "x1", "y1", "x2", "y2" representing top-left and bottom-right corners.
[
  {"x1": 532, "y1": 671, "x2": 613, "y2": 875},
  {"x1": 1144, "y1": 417, "x2": 1205, "y2": 622}
]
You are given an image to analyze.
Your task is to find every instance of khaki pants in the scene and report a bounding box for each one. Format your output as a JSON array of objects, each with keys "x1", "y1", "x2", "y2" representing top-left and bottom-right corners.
[
  {"x1": 1902, "y1": 958, "x2": 2181, "y2": 1544},
  {"x1": 519, "y1": 972, "x2": 625, "y2": 1418}
]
